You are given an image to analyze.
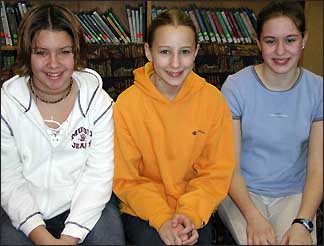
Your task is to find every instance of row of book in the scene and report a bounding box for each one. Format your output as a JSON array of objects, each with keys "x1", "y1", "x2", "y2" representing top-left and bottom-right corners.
[
  {"x1": 0, "y1": 1, "x2": 146, "y2": 46},
  {"x1": 0, "y1": 1, "x2": 29, "y2": 46},
  {"x1": 75, "y1": 4, "x2": 145, "y2": 45},
  {"x1": 153, "y1": 5, "x2": 258, "y2": 44}
]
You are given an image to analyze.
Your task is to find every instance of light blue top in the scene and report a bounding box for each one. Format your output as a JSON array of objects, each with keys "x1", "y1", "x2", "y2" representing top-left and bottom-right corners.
[{"x1": 221, "y1": 66, "x2": 323, "y2": 197}]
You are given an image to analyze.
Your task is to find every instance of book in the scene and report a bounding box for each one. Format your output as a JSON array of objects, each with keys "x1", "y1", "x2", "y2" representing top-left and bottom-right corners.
[
  {"x1": 126, "y1": 6, "x2": 135, "y2": 42},
  {"x1": 187, "y1": 9, "x2": 204, "y2": 43},
  {"x1": 75, "y1": 13, "x2": 95, "y2": 44},
  {"x1": 192, "y1": 5, "x2": 209, "y2": 42},
  {"x1": 240, "y1": 8, "x2": 256, "y2": 42},
  {"x1": 233, "y1": 10, "x2": 251, "y2": 44},
  {"x1": 139, "y1": 5, "x2": 144, "y2": 42},
  {"x1": 6, "y1": 5, "x2": 19, "y2": 45},
  {"x1": 77, "y1": 13, "x2": 102, "y2": 44},
  {"x1": 131, "y1": 8, "x2": 137, "y2": 42},
  {"x1": 215, "y1": 9, "x2": 233, "y2": 43},
  {"x1": 227, "y1": 9, "x2": 245, "y2": 43},
  {"x1": 83, "y1": 12, "x2": 108, "y2": 44},
  {"x1": 135, "y1": 8, "x2": 140, "y2": 43},
  {"x1": 0, "y1": 6, "x2": 5, "y2": 46},
  {"x1": 107, "y1": 9, "x2": 131, "y2": 43},
  {"x1": 1, "y1": 1, "x2": 12, "y2": 46},
  {"x1": 89, "y1": 11, "x2": 112, "y2": 44},
  {"x1": 206, "y1": 10, "x2": 221, "y2": 43},
  {"x1": 210, "y1": 10, "x2": 226, "y2": 44},
  {"x1": 221, "y1": 10, "x2": 237, "y2": 43},
  {"x1": 201, "y1": 9, "x2": 216, "y2": 42},
  {"x1": 105, "y1": 12, "x2": 127, "y2": 43},
  {"x1": 224, "y1": 9, "x2": 240, "y2": 44},
  {"x1": 92, "y1": 10, "x2": 119, "y2": 44}
]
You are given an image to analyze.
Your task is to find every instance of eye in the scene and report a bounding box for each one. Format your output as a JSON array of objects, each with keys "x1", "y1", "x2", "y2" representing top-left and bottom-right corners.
[
  {"x1": 286, "y1": 37, "x2": 297, "y2": 44},
  {"x1": 160, "y1": 50, "x2": 169, "y2": 55},
  {"x1": 264, "y1": 38, "x2": 275, "y2": 45},
  {"x1": 33, "y1": 49, "x2": 47, "y2": 56},
  {"x1": 181, "y1": 49, "x2": 191, "y2": 55},
  {"x1": 60, "y1": 49, "x2": 73, "y2": 55}
]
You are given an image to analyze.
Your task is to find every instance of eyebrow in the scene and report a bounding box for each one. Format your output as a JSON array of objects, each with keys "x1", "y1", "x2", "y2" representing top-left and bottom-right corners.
[
  {"x1": 32, "y1": 46, "x2": 73, "y2": 50},
  {"x1": 262, "y1": 34, "x2": 301, "y2": 39}
]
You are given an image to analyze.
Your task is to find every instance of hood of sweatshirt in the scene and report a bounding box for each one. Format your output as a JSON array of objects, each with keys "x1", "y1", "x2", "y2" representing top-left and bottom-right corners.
[{"x1": 133, "y1": 62, "x2": 206, "y2": 104}]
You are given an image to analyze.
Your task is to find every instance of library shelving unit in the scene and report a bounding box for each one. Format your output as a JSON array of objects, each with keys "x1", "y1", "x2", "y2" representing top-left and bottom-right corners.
[{"x1": 1, "y1": 0, "x2": 322, "y2": 101}]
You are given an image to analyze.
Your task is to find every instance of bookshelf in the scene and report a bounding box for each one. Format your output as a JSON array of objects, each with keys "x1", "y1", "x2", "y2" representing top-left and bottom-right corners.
[{"x1": 1, "y1": 0, "x2": 322, "y2": 100}]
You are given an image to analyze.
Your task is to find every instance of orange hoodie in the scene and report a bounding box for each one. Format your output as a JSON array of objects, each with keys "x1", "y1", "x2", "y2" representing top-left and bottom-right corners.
[{"x1": 113, "y1": 62, "x2": 235, "y2": 230}]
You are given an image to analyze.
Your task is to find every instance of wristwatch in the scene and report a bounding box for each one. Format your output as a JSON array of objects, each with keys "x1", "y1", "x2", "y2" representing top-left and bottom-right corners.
[{"x1": 292, "y1": 218, "x2": 314, "y2": 233}]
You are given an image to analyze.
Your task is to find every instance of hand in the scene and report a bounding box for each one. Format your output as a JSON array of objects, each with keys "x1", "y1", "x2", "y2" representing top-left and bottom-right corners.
[
  {"x1": 280, "y1": 223, "x2": 312, "y2": 245},
  {"x1": 171, "y1": 214, "x2": 199, "y2": 245},
  {"x1": 60, "y1": 234, "x2": 79, "y2": 245},
  {"x1": 246, "y1": 213, "x2": 277, "y2": 245},
  {"x1": 158, "y1": 219, "x2": 183, "y2": 245}
]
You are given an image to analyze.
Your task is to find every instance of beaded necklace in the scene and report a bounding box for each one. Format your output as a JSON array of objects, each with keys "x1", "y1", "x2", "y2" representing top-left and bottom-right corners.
[{"x1": 29, "y1": 78, "x2": 73, "y2": 104}]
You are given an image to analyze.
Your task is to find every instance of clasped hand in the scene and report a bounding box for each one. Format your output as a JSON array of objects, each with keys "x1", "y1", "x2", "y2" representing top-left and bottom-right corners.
[{"x1": 158, "y1": 214, "x2": 199, "y2": 245}]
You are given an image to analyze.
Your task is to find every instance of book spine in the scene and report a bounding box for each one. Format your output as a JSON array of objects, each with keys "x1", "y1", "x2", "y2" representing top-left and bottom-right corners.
[
  {"x1": 224, "y1": 10, "x2": 240, "y2": 43},
  {"x1": 6, "y1": 5, "x2": 18, "y2": 45},
  {"x1": 88, "y1": 12, "x2": 111, "y2": 44},
  {"x1": 108, "y1": 10, "x2": 131, "y2": 43},
  {"x1": 192, "y1": 5, "x2": 209, "y2": 42},
  {"x1": 135, "y1": 8, "x2": 140, "y2": 43},
  {"x1": 78, "y1": 13, "x2": 102, "y2": 44},
  {"x1": 131, "y1": 9, "x2": 137, "y2": 42},
  {"x1": 215, "y1": 9, "x2": 232, "y2": 43},
  {"x1": 221, "y1": 10, "x2": 237, "y2": 43},
  {"x1": 234, "y1": 10, "x2": 251, "y2": 44},
  {"x1": 91, "y1": 11, "x2": 114, "y2": 43},
  {"x1": 84, "y1": 13, "x2": 107, "y2": 44},
  {"x1": 201, "y1": 9, "x2": 216, "y2": 42},
  {"x1": 1, "y1": 1, "x2": 12, "y2": 45},
  {"x1": 227, "y1": 9, "x2": 244, "y2": 43},
  {"x1": 206, "y1": 10, "x2": 221, "y2": 43},
  {"x1": 75, "y1": 14, "x2": 94, "y2": 44},
  {"x1": 126, "y1": 6, "x2": 135, "y2": 42},
  {"x1": 241, "y1": 8, "x2": 256, "y2": 42},
  {"x1": 139, "y1": 5, "x2": 144, "y2": 42},
  {"x1": 105, "y1": 13, "x2": 126, "y2": 43},
  {"x1": 210, "y1": 10, "x2": 226, "y2": 43},
  {"x1": 188, "y1": 9, "x2": 204, "y2": 43},
  {"x1": 0, "y1": 5, "x2": 5, "y2": 46}
]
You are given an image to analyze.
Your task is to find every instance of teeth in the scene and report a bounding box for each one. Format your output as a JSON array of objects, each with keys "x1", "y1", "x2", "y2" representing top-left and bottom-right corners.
[{"x1": 47, "y1": 73, "x2": 60, "y2": 76}]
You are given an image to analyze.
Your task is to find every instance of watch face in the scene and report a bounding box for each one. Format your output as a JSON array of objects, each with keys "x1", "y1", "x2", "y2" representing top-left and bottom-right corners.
[{"x1": 302, "y1": 220, "x2": 314, "y2": 232}]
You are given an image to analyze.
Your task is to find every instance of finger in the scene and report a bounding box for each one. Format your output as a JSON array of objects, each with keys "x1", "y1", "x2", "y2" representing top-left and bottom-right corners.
[
  {"x1": 280, "y1": 235, "x2": 288, "y2": 245},
  {"x1": 182, "y1": 229, "x2": 199, "y2": 245},
  {"x1": 267, "y1": 232, "x2": 277, "y2": 245}
]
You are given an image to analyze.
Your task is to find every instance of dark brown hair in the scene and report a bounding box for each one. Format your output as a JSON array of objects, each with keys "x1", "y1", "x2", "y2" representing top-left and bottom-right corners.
[
  {"x1": 257, "y1": 0, "x2": 306, "y2": 40},
  {"x1": 14, "y1": 3, "x2": 87, "y2": 76},
  {"x1": 146, "y1": 8, "x2": 198, "y2": 47}
]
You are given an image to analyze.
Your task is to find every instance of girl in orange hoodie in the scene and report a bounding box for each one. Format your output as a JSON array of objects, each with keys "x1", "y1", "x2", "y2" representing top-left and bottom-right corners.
[{"x1": 113, "y1": 9, "x2": 235, "y2": 246}]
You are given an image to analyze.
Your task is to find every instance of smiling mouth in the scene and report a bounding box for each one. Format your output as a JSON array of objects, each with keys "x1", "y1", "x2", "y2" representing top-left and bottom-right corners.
[
  {"x1": 167, "y1": 71, "x2": 183, "y2": 77},
  {"x1": 46, "y1": 72, "x2": 63, "y2": 79},
  {"x1": 273, "y1": 58, "x2": 290, "y2": 65}
]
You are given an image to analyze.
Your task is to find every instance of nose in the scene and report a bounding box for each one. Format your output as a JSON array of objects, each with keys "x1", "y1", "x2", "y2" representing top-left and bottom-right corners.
[
  {"x1": 47, "y1": 53, "x2": 59, "y2": 68},
  {"x1": 170, "y1": 53, "x2": 180, "y2": 68},
  {"x1": 275, "y1": 40, "x2": 286, "y2": 55}
]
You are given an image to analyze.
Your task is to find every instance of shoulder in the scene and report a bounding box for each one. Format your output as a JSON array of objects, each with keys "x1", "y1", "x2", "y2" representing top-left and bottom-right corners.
[
  {"x1": 222, "y1": 65, "x2": 255, "y2": 89},
  {"x1": 301, "y1": 68, "x2": 323, "y2": 87}
]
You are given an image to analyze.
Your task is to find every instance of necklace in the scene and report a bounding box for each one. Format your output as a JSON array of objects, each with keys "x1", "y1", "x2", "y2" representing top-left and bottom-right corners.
[{"x1": 29, "y1": 78, "x2": 73, "y2": 104}]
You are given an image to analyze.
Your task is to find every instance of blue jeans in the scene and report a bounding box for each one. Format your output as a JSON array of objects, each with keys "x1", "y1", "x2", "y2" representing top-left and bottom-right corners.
[
  {"x1": 0, "y1": 194, "x2": 125, "y2": 245},
  {"x1": 122, "y1": 213, "x2": 214, "y2": 246}
]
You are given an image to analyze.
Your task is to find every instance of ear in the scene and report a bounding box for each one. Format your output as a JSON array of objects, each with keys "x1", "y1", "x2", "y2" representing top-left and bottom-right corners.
[
  {"x1": 302, "y1": 31, "x2": 309, "y2": 49},
  {"x1": 256, "y1": 39, "x2": 261, "y2": 51},
  {"x1": 144, "y1": 43, "x2": 152, "y2": 62},
  {"x1": 194, "y1": 43, "x2": 200, "y2": 59}
]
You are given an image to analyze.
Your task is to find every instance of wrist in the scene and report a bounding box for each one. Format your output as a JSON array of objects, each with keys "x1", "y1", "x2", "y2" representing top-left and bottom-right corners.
[{"x1": 292, "y1": 218, "x2": 314, "y2": 233}]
